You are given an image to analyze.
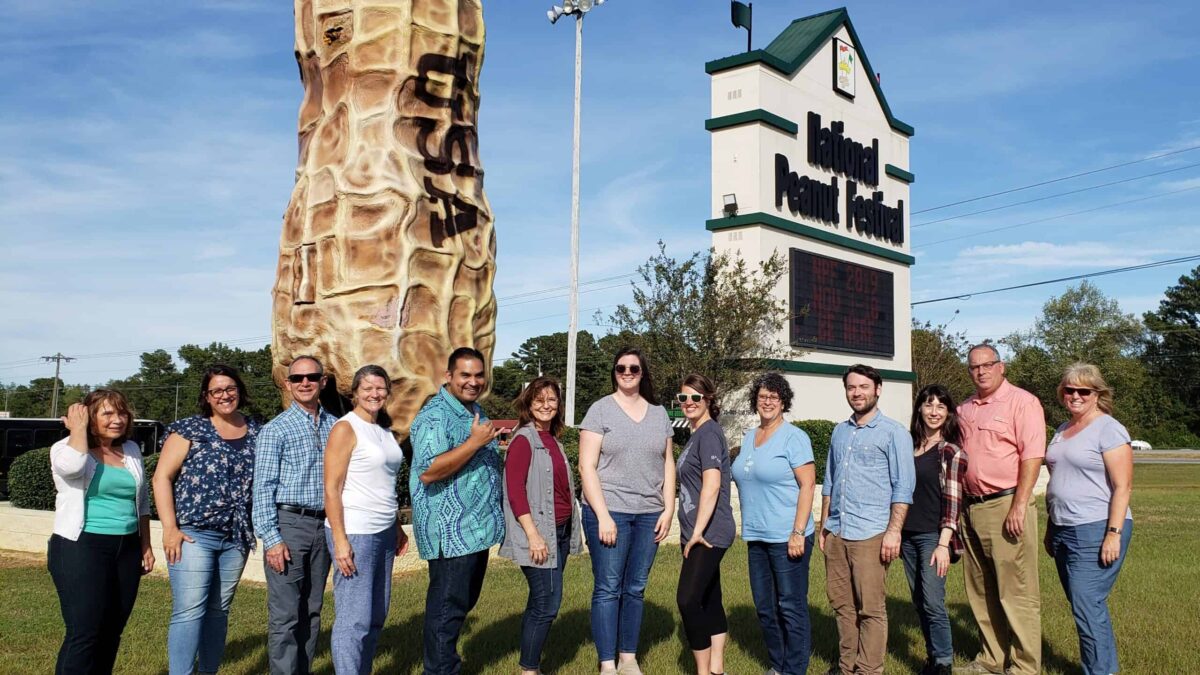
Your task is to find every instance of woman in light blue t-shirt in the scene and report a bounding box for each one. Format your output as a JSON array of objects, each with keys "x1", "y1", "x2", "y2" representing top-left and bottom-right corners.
[
  {"x1": 731, "y1": 372, "x2": 816, "y2": 675},
  {"x1": 1044, "y1": 363, "x2": 1133, "y2": 675}
]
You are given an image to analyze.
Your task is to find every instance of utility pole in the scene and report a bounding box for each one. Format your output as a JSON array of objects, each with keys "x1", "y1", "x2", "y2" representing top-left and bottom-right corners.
[
  {"x1": 41, "y1": 353, "x2": 76, "y2": 418},
  {"x1": 174, "y1": 384, "x2": 181, "y2": 421}
]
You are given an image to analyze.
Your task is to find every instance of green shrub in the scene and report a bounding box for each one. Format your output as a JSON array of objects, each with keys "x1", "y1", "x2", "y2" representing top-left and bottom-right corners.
[
  {"x1": 794, "y1": 419, "x2": 836, "y2": 479},
  {"x1": 142, "y1": 453, "x2": 161, "y2": 520},
  {"x1": 1139, "y1": 427, "x2": 1200, "y2": 450},
  {"x1": 9, "y1": 447, "x2": 55, "y2": 511}
]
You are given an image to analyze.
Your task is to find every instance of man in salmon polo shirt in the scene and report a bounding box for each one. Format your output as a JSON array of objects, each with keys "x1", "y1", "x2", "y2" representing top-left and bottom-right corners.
[{"x1": 955, "y1": 344, "x2": 1046, "y2": 675}]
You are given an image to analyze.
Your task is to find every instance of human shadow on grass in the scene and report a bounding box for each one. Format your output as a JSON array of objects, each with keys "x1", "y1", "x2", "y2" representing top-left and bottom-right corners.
[
  {"x1": 368, "y1": 613, "x2": 426, "y2": 674},
  {"x1": 215, "y1": 625, "x2": 275, "y2": 675},
  {"x1": 944, "y1": 601, "x2": 1074, "y2": 673}
]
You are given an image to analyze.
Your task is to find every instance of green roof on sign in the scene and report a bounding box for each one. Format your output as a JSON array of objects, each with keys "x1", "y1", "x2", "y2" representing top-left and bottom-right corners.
[{"x1": 705, "y1": 7, "x2": 914, "y2": 137}]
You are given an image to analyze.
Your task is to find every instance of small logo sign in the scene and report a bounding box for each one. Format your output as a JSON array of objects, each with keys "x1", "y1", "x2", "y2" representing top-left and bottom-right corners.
[{"x1": 833, "y1": 38, "x2": 856, "y2": 98}]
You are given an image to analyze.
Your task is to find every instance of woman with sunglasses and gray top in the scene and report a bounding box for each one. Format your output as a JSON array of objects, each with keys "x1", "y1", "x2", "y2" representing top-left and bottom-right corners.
[
  {"x1": 1044, "y1": 363, "x2": 1133, "y2": 675},
  {"x1": 578, "y1": 347, "x2": 676, "y2": 675},
  {"x1": 674, "y1": 374, "x2": 735, "y2": 675}
]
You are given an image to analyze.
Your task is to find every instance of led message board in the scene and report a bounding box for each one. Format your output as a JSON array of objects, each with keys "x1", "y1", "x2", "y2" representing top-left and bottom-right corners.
[{"x1": 789, "y1": 249, "x2": 894, "y2": 356}]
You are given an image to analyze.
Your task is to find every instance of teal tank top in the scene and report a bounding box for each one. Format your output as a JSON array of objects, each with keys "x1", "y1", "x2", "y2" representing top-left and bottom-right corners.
[{"x1": 83, "y1": 463, "x2": 138, "y2": 535}]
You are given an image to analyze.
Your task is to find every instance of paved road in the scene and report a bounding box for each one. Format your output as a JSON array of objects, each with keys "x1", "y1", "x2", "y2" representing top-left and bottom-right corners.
[{"x1": 1135, "y1": 457, "x2": 1200, "y2": 464}]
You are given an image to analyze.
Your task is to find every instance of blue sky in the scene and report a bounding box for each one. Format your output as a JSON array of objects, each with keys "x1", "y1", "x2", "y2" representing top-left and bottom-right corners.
[{"x1": 2, "y1": 0, "x2": 1199, "y2": 388}]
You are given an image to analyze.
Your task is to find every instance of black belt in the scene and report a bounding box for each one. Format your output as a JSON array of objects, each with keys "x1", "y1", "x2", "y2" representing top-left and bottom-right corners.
[
  {"x1": 277, "y1": 504, "x2": 325, "y2": 518},
  {"x1": 964, "y1": 487, "x2": 1016, "y2": 506}
]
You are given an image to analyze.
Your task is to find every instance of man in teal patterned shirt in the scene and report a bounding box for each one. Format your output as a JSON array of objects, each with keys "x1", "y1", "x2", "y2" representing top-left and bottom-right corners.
[{"x1": 410, "y1": 346, "x2": 504, "y2": 675}]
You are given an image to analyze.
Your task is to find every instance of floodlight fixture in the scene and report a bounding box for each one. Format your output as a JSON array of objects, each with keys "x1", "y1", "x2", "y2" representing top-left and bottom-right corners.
[
  {"x1": 723, "y1": 193, "x2": 738, "y2": 217},
  {"x1": 548, "y1": 5, "x2": 566, "y2": 23}
]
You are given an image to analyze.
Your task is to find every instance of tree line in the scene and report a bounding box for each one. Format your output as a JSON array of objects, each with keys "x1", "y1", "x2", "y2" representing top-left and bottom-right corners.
[
  {"x1": 6, "y1": 250, "x2": 1200, "y2": 448},
  {"x1": 913, "y1": 272, "x2": 1200, "y2": 448}
]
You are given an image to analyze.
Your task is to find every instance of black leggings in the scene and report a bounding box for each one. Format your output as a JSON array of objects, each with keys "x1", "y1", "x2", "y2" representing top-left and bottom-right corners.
[
  {"x1": 48, "y1": 532, "x2": 143, "y2": 675},
  {"x1": 676, "y1": 544, "x2": 728, "y2": 650}
]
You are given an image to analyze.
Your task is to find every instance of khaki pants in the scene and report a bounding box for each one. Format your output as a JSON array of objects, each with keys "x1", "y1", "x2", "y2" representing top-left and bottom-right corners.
[
  {"x1": 962, "y1": 494, "x2": 1042, "y2": 674},
  {"x1": 824, "y1": 532, "x2": 888, "y2": 675}
]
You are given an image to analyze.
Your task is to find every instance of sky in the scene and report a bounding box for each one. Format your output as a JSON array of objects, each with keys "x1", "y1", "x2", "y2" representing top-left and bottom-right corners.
[{"x1": 2, "y1": 0, "x2": 1199, "y2": 391}]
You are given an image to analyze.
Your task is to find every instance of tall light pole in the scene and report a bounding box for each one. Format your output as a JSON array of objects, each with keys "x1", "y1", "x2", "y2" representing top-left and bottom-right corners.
[{"x1": 548, "y1": 0, "x2": 606, "y2": 426}]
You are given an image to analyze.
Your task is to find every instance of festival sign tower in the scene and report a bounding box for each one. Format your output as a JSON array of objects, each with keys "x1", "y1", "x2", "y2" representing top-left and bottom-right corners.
[
  {"x1": 708, "y1": 7, "x2": 916, "y2": 418},
  {"x1": 271, "y1": 0, "x2": 496, "y2": 438}
]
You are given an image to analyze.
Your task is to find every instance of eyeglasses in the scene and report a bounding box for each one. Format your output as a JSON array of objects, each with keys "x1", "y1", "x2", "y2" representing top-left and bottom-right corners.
[
  {"x1": 757, "y1": 393, "x2": 781, "y2": 403},
  {"x1": 287, "y1": 373, "x2": 323, "y2": 383},
  {"x1": 614, "y1": 364, "x2": 641, "y2": 375},
  {"x1": 1063, "y1": 386, "x2": 1095, "y2": 397},
  {"x1": 532, "y1": 397, "x2": 559, "y2": 408},
  {"x1": 206, "y1": 385, "x2": 239, "y2": 399},
  {"x1": 676, "y1": 393, "x2": 703, "y2": 403},
  {"x1": 968, "y1": 360, "x2": 1001, "y2": 373}
]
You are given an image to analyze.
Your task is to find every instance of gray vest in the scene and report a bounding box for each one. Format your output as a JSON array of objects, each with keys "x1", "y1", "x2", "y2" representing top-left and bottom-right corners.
[{"x1": 499, "y1": 424, "x2": 583, "y2": 568}]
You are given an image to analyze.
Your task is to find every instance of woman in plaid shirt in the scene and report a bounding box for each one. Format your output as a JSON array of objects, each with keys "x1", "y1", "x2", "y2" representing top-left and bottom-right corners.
[{"x1": 902, "y1": 384, "x2": 969, "y2": 675}]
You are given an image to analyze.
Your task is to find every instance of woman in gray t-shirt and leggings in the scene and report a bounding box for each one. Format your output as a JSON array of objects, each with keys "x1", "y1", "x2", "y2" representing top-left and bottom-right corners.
[{"x1": 579, "y1": 348, "x2": 676, "y2": 675}]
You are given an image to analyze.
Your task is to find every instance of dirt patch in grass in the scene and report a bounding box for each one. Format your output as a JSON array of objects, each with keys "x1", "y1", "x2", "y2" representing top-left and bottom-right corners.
[{"x1": 0, "y1": 550, "x2": 43, "y2": 569}]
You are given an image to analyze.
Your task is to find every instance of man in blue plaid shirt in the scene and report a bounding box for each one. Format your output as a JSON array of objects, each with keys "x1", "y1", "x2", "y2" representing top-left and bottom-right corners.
[{"x1": 253, "y1": 356, "x2": 338, "y2": 675}]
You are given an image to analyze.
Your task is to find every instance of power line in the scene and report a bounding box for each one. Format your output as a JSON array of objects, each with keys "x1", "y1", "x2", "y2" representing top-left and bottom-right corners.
[
  {"x1": 915, "y1": 184, "x2": 1200, "y2": 249},
  {"x1": 913, "y1": 143, "x2": 1200, "y2": 215},
  {"x1": 912, "y1": 162, "x2": 1200, "y2": 229},
  {"x1": 912, "y1": 254, "x2": 1200, "y2": 306}
]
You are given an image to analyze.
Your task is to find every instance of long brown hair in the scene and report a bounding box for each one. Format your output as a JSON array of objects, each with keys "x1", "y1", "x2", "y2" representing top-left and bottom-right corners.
[
  {"x1": 610, "y1": 347, "x2": 659, "y2": 405},
  {"x1": 513, "y1": 376, "x2": 566, "y2": 437},
  {"x1": 83, "y1": 389, "x2": 134, "y2": 448},
  {"x1": 909, "y1": 384, "x2": 963, "y2": 448}
]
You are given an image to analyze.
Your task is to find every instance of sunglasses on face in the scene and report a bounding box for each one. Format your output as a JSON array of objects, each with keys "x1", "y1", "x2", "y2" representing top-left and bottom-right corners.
[
  {"x1": 614, "y1": 364, "x2": 641, "y2": 375},
  {"x1": 676, "y1": 393, "x2": 704, "y2": 403},
  {"x1": 287, "y1": 373, "x2": 323, "y2": 383},
  {"x1": 1063, "y1": 386, "x2": 1095, "y2": 397}
]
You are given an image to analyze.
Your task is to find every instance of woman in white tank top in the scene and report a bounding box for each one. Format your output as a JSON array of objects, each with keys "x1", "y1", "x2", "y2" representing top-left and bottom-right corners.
[{"x1": 323, "y1": 365, "x2": 408, "y2": 675}]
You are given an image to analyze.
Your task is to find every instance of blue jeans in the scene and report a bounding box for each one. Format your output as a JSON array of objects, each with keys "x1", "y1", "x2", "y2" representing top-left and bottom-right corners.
[
  {"x1": 166, "y1": 528, "x2": 248, "y2": 675},
  {"x1": 424, "y1": 549, "x2": 489, "y2": 675},
  {"x1": 581, "y1": 505, "x2": 661, "y2": 662},
  {"x1": 326, "y1": 525, "x2": 396, "y2": 675},
  {"x1": 746, "y1": 537, "x2": 813, "y2": 675},
  {"x1": 519, "y1": 520, "x2": 572, "y2": 670},
  {"x1": 900, "y1": 531, "x2": 953, "y2": 666},
  {"x1": 1049, "y1": 518, "x2": 1132, "y2": 675}
]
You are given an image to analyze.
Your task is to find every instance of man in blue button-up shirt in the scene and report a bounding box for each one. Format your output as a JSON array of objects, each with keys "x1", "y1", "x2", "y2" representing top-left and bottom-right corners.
[
  {"x1": 252, "y1": 356, "x2": 337, "y2": 675},
  {"x1": 820, "y1": 364, "x2": 915, "y2": 675},
  {"x1": 410, "y1": 346, "x2": 504, "y2": 675}
]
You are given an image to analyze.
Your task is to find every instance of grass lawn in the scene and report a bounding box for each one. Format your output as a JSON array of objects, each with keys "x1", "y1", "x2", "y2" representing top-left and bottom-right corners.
[{"x1": 2, "y1": 464, "x2": 1198, "y2": 674}]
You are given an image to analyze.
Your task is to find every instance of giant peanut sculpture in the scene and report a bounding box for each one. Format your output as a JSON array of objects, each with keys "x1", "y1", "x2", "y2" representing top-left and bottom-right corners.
[{"x1": 272, "y1": 0, "x2": 496, "y2": 438}]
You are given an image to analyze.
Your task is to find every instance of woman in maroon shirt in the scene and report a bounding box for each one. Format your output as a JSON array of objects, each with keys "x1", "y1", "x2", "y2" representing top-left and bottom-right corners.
[{"x1": 499, "y1": 376, "x2": 582, "y2": 675}]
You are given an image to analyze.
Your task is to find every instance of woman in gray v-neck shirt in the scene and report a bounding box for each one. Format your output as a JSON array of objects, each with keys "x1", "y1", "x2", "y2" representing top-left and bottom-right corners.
[{"x1": 578, "y1": 348, "x2": 675, "y2": 675}]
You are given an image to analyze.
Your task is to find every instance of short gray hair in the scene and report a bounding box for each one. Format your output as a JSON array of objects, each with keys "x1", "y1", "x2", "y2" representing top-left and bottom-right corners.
[
  {"x1": 288, "y1": 355, "x2": 323, "y2": 374},
  {"x1": 968, "y1": 343, "x2": 1001, "y2": 362}
]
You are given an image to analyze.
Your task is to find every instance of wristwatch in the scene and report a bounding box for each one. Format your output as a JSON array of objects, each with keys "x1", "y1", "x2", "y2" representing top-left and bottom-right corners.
[
  {"x1": 791, "y1": 529, "x2": 805, "y2": 537},
  {"x1": 1106, "y1": 526, "x2": 1121, "y2": 535}
]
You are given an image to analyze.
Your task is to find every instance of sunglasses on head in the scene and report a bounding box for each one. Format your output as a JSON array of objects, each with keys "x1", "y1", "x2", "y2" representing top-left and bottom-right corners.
[
  {"x1": 614, "y1": 364, "x2": 641, "y2": 375},
  {"x1": 676, "y1": 393, "x2": 704, "y2": 403},
  {"x1": 288, "y1": 373, "x2": 323, "y2": 383},
  {"x1": 1063, "y1": 386, "x2": 1094, "y2": 397}
]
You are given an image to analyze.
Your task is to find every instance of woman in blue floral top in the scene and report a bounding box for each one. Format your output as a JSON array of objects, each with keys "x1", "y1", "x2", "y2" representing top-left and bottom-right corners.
[{"x1": 152, "y1": 364, "x2": 260, "y2": 675}]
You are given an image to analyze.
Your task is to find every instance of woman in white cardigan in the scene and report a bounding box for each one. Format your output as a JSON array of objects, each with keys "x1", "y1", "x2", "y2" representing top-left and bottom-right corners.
[{"x1": 48, "y1": 390, "x2": 154, "y2": 675}]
